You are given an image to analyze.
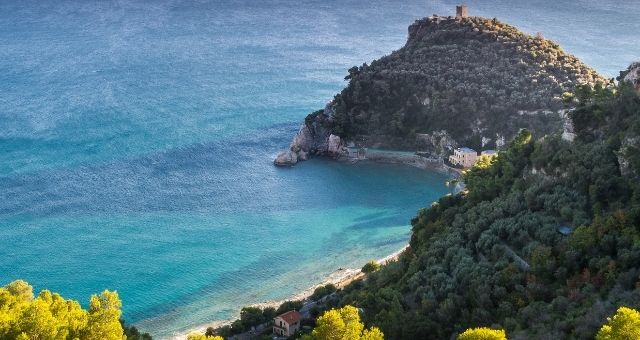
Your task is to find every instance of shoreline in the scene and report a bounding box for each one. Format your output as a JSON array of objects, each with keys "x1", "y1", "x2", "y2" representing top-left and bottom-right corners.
[
  {"x1": 169, "y1": 151, "x2": 452, "y2": 339},
  {"x1": 170, "y1": 244, "x2": 409, "y2": 340},
  {"x1": 340, "y1": 151, "x2": 462, "y2": 178}
]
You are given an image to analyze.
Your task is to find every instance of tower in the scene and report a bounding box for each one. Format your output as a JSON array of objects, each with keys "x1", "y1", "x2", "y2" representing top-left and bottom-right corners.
[{"x1": 456, "y1": 5, "x2": 468, "y2": 18}]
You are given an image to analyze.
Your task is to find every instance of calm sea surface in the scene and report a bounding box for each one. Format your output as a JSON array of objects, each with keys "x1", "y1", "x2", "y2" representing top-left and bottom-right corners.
[{"x1": 1, "y1": 0, "x2": 637, "y2": 337}]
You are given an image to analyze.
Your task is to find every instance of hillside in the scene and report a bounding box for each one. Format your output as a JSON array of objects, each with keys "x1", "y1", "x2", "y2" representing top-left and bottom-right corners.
[
  {"x1": 333, "y1": 69, "x2": 640, "y2": 339},
  {"x1": 275, "y1": 14, "x2": 606, "y2": 165}
]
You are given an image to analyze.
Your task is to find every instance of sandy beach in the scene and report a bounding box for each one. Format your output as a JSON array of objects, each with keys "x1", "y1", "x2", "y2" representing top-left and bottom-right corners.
[{"x1": 170, "y1": 244, "x2": 409, "y2": 339}]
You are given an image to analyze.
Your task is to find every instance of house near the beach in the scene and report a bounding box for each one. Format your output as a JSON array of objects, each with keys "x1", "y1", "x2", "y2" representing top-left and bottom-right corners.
[
  {"x1": 273, "y1": 310, "x2": 301, "y2": 337},
  {"x1": 449, "y1": 147, "x2": 478, "y2": 168}
]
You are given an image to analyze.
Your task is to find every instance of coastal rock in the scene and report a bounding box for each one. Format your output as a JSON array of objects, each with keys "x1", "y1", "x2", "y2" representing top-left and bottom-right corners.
[
  {"x1": 327, "y1": 134, "x2": 343, "y2": 155},
  {"x1": 274, "y1": 103, "x2": 340, "y2": 166},
  {"x1": 277, "y1": 15, "x2": 605, "y2": 165},
  {"x1": 274, "y1": 150, "x2": 298, "y2": 166}
]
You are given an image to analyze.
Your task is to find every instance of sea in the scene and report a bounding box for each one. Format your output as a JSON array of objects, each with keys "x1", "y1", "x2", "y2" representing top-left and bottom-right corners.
[{"x1": 0, "y1": 0, "x2": 638, "y2": 337}]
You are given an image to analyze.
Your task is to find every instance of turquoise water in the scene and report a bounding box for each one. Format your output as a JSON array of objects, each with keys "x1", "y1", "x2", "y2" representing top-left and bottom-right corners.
[{"x1": 1, "y1": 0, "x2": 638, "y2": 338}]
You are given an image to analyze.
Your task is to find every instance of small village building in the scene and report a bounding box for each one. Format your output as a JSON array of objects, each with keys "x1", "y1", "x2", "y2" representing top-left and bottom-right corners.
[
  {"x1": 449, "y1": 147, "x2": 478, "y2": 168},
  {"x1": 273, "y1": 310, "x2": 301, "y2": 337}
]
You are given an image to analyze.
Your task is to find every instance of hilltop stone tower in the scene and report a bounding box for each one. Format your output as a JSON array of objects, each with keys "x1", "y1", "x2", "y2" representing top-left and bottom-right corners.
[{"x1": 456, "y1": 5, "x2": 468, "y2": 18}]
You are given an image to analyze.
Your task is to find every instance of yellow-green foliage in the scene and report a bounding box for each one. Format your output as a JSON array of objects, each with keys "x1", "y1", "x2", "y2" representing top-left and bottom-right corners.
[
  {"x1": 362, "y1": 261, "x2": 381, "y2": 274},
  {"x1": 186, "y1": 332, "x2": 223, "y2": 340},
  {"x1": 303, "y1": 305, "x2": 384, "y2": 340},
  {"x1": 458, "y1": 327, "x2": 507, "y2": 340},
  {"x1": 596, "y1": 307, "x2": 640, "y2": 340},
  {"x1": 0, "y1": 280, "x2": 124, "y2": 340}
]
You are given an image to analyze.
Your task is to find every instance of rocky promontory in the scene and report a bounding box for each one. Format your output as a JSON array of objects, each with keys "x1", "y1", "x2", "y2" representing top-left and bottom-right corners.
[
  {"x1": 274, "y1": 104, "x2": 346, "y2": 166},
  {"x1": 275, "y1": 12, "x2": 607, "y2": 166}
]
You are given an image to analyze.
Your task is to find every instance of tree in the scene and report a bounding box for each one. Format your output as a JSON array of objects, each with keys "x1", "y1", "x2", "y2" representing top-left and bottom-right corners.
[
  {"x1": 311, "y1": 284, "x2": 338, "y2": 301},
  {"x1": 239, "y1": 306, "x2": 264, "y2": 330},
  {"x1": 303, "y1": 305, "x2": 384, "y2": 340},
  {"x1": 0, "y1": 280, "x2": 126, "y2": 340},
  {"x1": 276, "y1": 300, "x2": 304, "y2": 315},
  {"x1": 458, "y1": 327, "x2": 507, "y2": 340},
  {"x1": 186, "y1": 332, "x2": 223, "y2": 340},
  {"x1": 122, "y1": 320, "x2": 152, "y2": 340},
  {"x1": 85, "y1": 290, "x2": 125, "y2": 340},
  {"x1": 596, "y1": 307, "x2": 640, "y2": 340},
  {"x1": 362, "y1": 261, "x2": 381, "y2": 274}
]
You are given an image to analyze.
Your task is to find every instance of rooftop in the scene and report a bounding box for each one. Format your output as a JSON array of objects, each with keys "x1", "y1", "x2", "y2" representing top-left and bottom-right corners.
[
  {"x1": 457, "y1": 147, "x2": 477, "y2": 153},
  {"x1": 276, "y1": 310, "x2": 301, "y2": 324}
]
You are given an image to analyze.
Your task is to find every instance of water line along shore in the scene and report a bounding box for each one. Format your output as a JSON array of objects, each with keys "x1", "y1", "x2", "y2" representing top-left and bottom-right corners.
[{"x1": 170, "y1": 244, "x2": 410, "y2": 340}]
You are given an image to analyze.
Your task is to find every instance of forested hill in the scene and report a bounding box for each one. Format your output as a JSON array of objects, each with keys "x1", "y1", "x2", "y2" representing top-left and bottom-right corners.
[
  {"x1": 327, "y1": 15, "x2": 605, "y2": 150},
  {"x1": 335, "y1": 67, "x2": 640, "y2": 339}
]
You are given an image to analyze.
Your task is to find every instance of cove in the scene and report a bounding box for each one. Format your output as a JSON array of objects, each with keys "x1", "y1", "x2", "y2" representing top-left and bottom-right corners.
[{"x1": 0, "y1": 125, "x2": 449, "y2": 337}]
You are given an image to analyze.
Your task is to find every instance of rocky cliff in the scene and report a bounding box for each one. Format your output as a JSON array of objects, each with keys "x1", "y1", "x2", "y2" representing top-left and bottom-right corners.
[
  {"x1": 624, "y1": 62, "x2": 640, "y2": 93},
  {"x1": 275, "y1": 14, "x2": 607, "y2": 166},
  {"x1": 274, "y1": 104, "x2": 346, "y2": 166}
]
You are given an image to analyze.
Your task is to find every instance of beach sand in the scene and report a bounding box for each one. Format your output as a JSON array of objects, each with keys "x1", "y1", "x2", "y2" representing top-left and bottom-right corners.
[{"x1": 170, "y1": 244, "x2": 409, "y2": 339}]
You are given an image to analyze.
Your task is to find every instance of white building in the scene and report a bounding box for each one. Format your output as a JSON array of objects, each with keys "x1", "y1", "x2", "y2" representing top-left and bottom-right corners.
[{"x1": 449, "y1": 147, "x2": 478, "y2": 168}]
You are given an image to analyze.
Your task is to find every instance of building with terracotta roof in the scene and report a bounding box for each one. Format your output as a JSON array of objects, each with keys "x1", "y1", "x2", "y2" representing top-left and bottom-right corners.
[{"x1": 273, "y1": 310, "x2": 301, "y2": 337}]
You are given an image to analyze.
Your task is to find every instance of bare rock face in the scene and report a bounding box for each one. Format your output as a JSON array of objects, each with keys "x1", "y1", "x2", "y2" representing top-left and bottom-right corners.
[
  {"x1": 560, "y1": 109, "x2": 576, "y2": 142},
  {"x1": 327, "y1": 134, "x2": 342, "y2": 155},
  {"x1": 624, "y1": 62, "x2": 640, "y2": 93},
  {"x1": 274, "y1": 104, "x2": 345, "y2": 166},
  {"x1": 415, "y1": 130, "x2": 457, "y2": 158},
  {"x1": 619, "y1": 136, "x2": 640, "y2": 177},
  {"x1": 274, "y1": 150, "x2": 298, "y2": 166}
]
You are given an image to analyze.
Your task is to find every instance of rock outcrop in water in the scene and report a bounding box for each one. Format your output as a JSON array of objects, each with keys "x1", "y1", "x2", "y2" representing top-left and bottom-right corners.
[
  {"x1": 275, "y1": 14, "x2": 607, "y2": 165},
  {"x1": 274, "y1": 104, "x2": 346, "y2": 166}
]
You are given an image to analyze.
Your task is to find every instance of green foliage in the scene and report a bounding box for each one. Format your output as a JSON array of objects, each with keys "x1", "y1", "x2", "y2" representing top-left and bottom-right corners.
[
  {"x1": 186, "y1": 332, "x2": 223, "y2": 340},
  {"x1": 216, "y1": 300, "x2": 304, "y2": 337},
  {"x1": 307, "y1": 17, "x2": 605, "y2": 150},
  {"x1": 0, "y1": 280, "x2": 125, "y2": 340},
  {"x1": 86, "y1": 290, "x2": 124, "y2": 340},
  {"x1": 596, "y1": 307, "x2": 640, "y2": 340},
  {"x1": 362, "y1": 261, "x2": 382, "y2": 274},
  {"x1": 122, "y1": 320, "x2": 152, "y2": 340},
  {"x1": 458, "y1": 327, "x2": 507, "y2": 340},
  {"x1": 335, "y1": 80, "x2": 640, "y2": 339},
  {"x1": 276, "y1": 300, "x2": 304, "y2": 315},
  {"x1": 311, "y1": 284, "x2": 338, "y2": 301},
  {"x1": 302, "y1": 305, "x2": 384, "y2": 340}
]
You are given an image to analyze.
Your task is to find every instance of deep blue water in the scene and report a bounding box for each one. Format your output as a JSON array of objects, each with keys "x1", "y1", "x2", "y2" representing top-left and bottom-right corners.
[{"x1": 1, "y1": 0, "x2": 638, "y2": 337}]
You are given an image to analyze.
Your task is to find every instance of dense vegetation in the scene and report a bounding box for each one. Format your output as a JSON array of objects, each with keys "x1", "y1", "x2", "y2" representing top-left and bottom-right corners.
[
  {"x1": 0, "y1": 280, "x2": 127, "y2": 340},
  {"x1": 315, "y1": 16, "x2": 606, "y2": 150},
  {"x1": 334, "y1": 76, "x2": 640, "y2": 339}
]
